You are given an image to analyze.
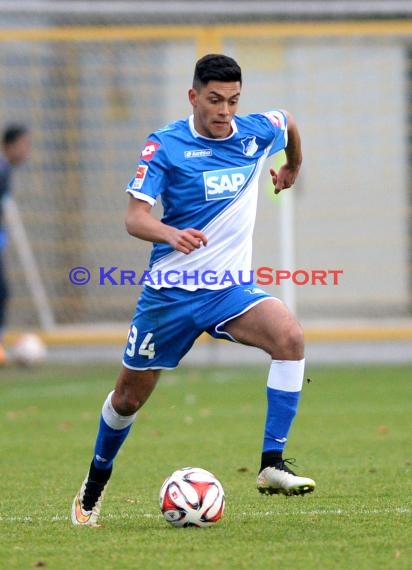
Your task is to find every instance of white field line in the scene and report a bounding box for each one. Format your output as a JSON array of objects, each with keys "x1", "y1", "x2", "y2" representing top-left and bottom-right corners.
[{"x1": 0, "y1": 507, "x2": 410, "y2": 524}]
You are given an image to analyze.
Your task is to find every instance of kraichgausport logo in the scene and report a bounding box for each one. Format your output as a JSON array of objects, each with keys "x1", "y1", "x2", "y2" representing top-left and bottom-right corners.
[
  {"x1": 203, "y1": 164, "x2": 255, "y2": 201},
  {"x1": 68, "y1": 266, "x2": 344, "y2": 286}
]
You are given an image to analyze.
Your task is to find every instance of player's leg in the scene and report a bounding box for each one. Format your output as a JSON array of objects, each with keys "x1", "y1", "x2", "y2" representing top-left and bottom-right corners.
[
  {"x1": 71, "y1": 367, "x2": 159, "y2": 526},
  {"x1": 223, "y1": 297, "x2": 315, "y2": 496},
  {"x1": 72, "y1": 286, "x2": 201, "y2": 526}
]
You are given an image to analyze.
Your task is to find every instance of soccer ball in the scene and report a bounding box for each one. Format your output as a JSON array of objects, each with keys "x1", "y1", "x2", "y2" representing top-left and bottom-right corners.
[
  {"x1": 13, "y1": 333, "x2": 47, "y2": 367},
  {"x1": 159, "y1": 467, "x2": 225, "y2": 528}
]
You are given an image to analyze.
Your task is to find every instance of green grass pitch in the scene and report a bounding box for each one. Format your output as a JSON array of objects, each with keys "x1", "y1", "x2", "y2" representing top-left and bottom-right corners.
[{"x1": 1, "y1": 362, "x2": 411, "y2": 569}]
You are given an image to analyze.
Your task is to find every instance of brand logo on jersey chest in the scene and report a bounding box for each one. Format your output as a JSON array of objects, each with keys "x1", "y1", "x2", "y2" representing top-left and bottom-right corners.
[
  {"x1": 184, "y1": 149, "x2": 212, "y2": 158},
  {"x1": 203, "y1": 165, "x2": 255, "y2": 201}
]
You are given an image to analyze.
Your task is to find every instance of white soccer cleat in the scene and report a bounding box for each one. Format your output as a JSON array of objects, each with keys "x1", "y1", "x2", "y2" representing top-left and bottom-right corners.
[
  {"x1": 257, "y1": 460, "x2": 315, "y2": 496},
  {"x1": 71, "y1": 463, "x2": 111, "y2": 526}
]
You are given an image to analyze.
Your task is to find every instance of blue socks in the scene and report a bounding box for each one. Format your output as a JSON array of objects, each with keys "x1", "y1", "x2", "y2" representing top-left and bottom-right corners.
[
  {"x1": 92, "y1": 360, "x2": 304, "y2": 475},
  {"x1": 92, "y1": 391, "x2": 137, "y2": 471},
  {"x1": 263, "y1": 359, "x2": 305, "y2": 454}
]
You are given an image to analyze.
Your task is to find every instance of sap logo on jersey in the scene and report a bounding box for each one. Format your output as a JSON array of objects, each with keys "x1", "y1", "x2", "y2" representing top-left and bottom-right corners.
[{"x1": 203, "y1": 165, "x2": 255, "y2": 201}]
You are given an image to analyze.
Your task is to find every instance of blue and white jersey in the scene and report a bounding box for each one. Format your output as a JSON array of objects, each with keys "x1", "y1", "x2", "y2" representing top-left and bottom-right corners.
[{"x1": 126, "y1": 110, "x2": 288, "y2": 290}]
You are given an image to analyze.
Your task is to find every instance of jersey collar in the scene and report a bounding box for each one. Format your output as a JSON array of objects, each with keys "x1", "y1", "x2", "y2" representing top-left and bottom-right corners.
[{"x1": 188, "y1": 115, "x2": 238, "y2": 140}]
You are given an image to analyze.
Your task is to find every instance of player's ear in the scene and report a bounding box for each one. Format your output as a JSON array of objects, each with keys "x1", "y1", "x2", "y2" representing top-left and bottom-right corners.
[{"x1": 188, "y1": 88, "x2": 198, "y2": 107}]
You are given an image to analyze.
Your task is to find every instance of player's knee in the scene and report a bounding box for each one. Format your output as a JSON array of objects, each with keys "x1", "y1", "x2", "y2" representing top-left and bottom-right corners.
[
  {"x1": 288, "y1": 321, "x2": 304, "y2": 352},
  {"x1": 112, "y1": 389, "x2": 144, "y2": 416},
  {"x1": 112, "y1": 370, "x2": 159, "y2": 416},
  {"x1": 272, "y1": 321, "x2": 304, "y2": 359},
  {"x1": 112, "y1": 383, "x2": 149, "y2": 416}
]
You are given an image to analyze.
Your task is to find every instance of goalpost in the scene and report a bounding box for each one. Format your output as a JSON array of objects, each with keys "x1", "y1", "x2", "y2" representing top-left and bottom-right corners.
[{"x1": 5, "y1": 198, "x2": 55, "y2": 330}]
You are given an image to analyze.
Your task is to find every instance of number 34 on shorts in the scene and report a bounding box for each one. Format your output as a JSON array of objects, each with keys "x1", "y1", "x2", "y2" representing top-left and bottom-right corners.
[{"x1": 126, "y1": 325, "x2": 155, "y2": 359}]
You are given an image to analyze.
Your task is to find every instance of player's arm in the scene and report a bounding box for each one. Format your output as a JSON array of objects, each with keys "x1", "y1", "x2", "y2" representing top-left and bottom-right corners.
[
  {"x1": 270, "y1": 110, "x2": 303, "y2": 195},
  {"x1": 125, "y1": 197, "x2": 208, "y2": 255}
]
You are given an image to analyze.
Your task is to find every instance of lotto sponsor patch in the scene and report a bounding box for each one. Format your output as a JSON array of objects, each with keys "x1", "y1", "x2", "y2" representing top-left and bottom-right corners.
[
  {"x1": 140, "y1": 141, "x2": 160, "y2": 161},
  {"x1": 184, "y1": 149, "x2": 213, "y2": 158},
  {"x1": 263, "y1": 110, "x2": 286, "y2": 130}
]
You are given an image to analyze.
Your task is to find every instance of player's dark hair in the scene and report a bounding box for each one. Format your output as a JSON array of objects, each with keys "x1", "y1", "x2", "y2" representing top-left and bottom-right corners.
[
  {"x1": 193, "y1": 54, "x2": 242, "y2": 89},
  {"x1": 2, "y1": 124, "x2": 28, "y2": 147}
]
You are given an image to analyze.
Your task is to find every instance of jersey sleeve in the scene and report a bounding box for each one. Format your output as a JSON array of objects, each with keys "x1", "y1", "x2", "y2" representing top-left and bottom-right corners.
[
  {"x1": 125, "y1": 134, "x2": 169, "y2": 206},
  {"x1": 261, "y1": 109, "x2": 288, "y2": 156}
]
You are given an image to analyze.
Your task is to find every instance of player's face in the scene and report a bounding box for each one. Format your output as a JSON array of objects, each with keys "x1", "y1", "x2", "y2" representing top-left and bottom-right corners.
[
  {"x1": 7, "y1": 134, "x2": 30, "y2": 165},
  {"x1": 189, "y1": 81, "x2": 241, "y2": 139}
]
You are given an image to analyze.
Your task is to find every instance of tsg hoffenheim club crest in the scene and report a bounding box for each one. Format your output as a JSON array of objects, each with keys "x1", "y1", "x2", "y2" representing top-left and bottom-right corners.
[{"x1": 241, "y1": 136, "x2": 258, "y2": 156}]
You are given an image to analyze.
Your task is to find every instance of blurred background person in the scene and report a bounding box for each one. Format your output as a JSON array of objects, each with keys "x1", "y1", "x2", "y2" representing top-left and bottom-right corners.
[{"x1": 0, "y1": 124, "x2": 30, "y2": 364}]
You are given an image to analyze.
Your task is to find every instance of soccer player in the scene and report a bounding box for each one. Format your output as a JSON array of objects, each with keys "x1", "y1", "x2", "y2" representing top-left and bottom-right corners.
[
  {"x1": 72, "y1": 54, "x2": 315, "y2": 526},
  {"x1": 0, "y1": 125, "x2": 30, "y2": 364}
]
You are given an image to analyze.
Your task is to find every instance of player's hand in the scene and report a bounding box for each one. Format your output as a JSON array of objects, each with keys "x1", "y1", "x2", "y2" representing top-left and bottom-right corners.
[
  {"x1": 270, "y1": 165, "x2": 300, "y2": 195},
  {"x1": 168, "y1": 228, "x2": 208, "y2": 255}
]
